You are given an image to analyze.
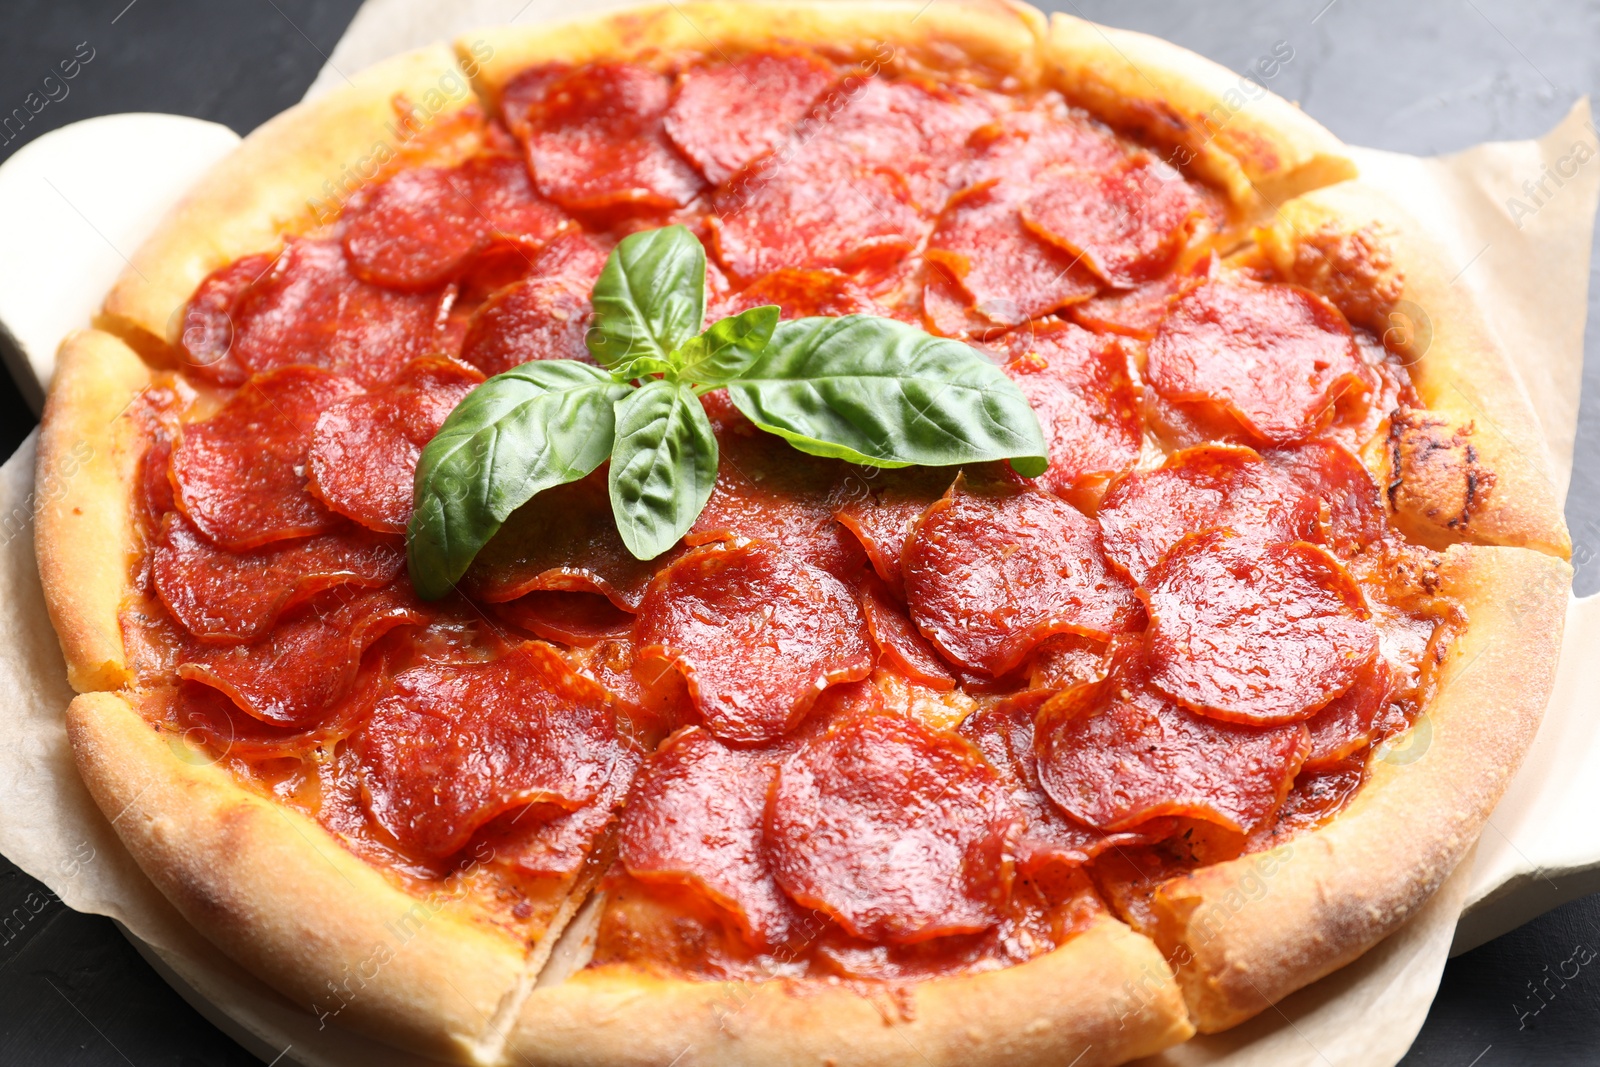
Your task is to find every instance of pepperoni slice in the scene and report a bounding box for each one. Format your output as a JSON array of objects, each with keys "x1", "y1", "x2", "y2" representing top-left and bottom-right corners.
[
  {"x1": 1146, "y1": 278, "x2": 1366, "y2": 445},
  {"x1": 1304, "y1": 658, "x2": 1392, "y2": 770},
  {"x1": 342, "y1": 154, "x2": 569, "y2": 289},
  {"x1": 822, "y1": 78, "x2": 997, "y2": 210},
  {"x1": 860, "y1": 578, "x2": 954, "y2": 690},
  {"x1": 178, "y1": 588, "x2": 427, "y2": 728},
  {"x1": 687, "y1": 428, "x2": 861, "y2": 579},
  {"x1": 1067, "y1": 259, "x2": 1209, "y2": 339},
  {"x1": 1267, "y1": 440, "x2": 1385, "y2": 554},
  {"x1": 832, "y1": 466, "x2": 953, "y2": 597},
  {"x1": 994, "y1": 323, "x2": 1141, "y2": 498},
  {"x1": 171, "y1": 367, "x2": 362, "y2": 550},
  {"x1": 501, "y1": 744, "x2": 640, "y2": 879},
  {"x1": 354, "y1": 642, "x2": 623, "y2": 859},
  {"x1": 634, "y1": 540, "x2": 873, "y2": 744},
  {"x1": 506, "y1": 62, "x2": 704, "y2": 213},
  {"x1": 925, "y1": 179, "x2": 1098, "y2": 327},
  {"x1": 1143, "y1": 532, "x2": 1379, "y2": 725},
  {"x1": 228, "y1": 238, "x2": 447, "y2": 387},
  {"x1": 665, "y1": 52, "x2": 836, "y2": 186},
  {"x1": 959, "y1": 697, "x2": 1174, "y2": 872},
  {"x1": 468, "y1": 471, "x2": 663, "y2": 611},
  {"x1": 711, "y1": 268, "x2": 884, "y2": 321},
  {"x1": 620, "y1": 727, "x2": 803, "y2": 949},
  {"x1": 1036, "y1": 639, "x2": 1310, "y2": 833},
  {"x1": 179, "y1": 253, "x2": 274, "y2": 386},
  {"x1": 152, "y1": 514, "x2": 403, "y2": 643},
  {"x1": 1026, "y1": 633, "x2": 1111, "y2": 691},
  {"x1": 459, "y1": 277, "x2": 591, "y2": 376},
  {"x1": 493, "y1": 591, "x2": 634, "y2": 648},
  {"x1": 307, "y1": 358, "x2": 483, "y2": 533},
  {"x1": 959, "y1": 97, "x2": 1127, "y2": 187},
  {"x1": 1021, "y1": 156, "x2": 1203, "y2": 288},
  {"x1": 903, "y1": 478, "x2": 1141, "y2": 677},
  {"x1": 768, "y1": 710, "x2": 1016, "y2": 943},
  {"x1": 1096, "y1": 444, "x2": 1316, "y2": 585}
]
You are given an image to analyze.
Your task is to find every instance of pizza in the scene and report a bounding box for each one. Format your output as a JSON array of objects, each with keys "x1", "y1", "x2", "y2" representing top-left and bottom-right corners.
[{"x1": 33, "y1": 3, "x2": 1573, "y2": 1065}]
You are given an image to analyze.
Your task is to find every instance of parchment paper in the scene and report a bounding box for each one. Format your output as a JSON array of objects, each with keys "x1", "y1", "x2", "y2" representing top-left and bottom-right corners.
[{"x1": 0, "y1": 6, "x2": 1595, "y2": 1062}]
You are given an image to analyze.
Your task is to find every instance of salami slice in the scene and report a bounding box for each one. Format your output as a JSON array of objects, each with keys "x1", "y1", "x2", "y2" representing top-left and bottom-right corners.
[
  {"x1": 179, "y1": 253, "x2": 274, "y2": 386},
  {"x1": 178, "y1": 587, "x2": 427, "y2": 728},
  {"x1": 959, "y1": 97, "x2": 1127, "y2": 187},
  {"x1": 308, "y1": 357, "x2": 483, "y2": 533},
  {"x1": 1036, "y1": 639, "x2": 1310, "y2": 833},
  {"x1": 903, "y1": 478, "x2": 1141, "y2": 677},
  {"x1": 1143, "y1": 532, "x2": 1379, "y2": 724},
  {"x1": 1146, "y1": 278, "x2": 1366, "y2": 445},
  {"x1": 1304, "y1": 658, "x2": 1392, "y2": 770},
  {"x1": 354, "y1": 641, "x2": 623, "y2": 859},
  {"x1": 925, "y1": 180, "x2": 1099, "y2": 327},
  {"x1": 1021, "y1": 156, "x2": 1203, "y2": 288},
  {"x1": 711, "y1": 268, "x2": 885, "y2": 321},
  {"x1": 468, "y1": 471, "x2": 664, "y2": 610},
  {"x1": 768, "y1": 710, "x2": 1017, "y2": 943},
  {"x1": 506, "y1": 62, "x2": 704, "y2": 213},
  {"x1": 833, "y1": 466, "x2": 954, "y2": 597},
  {"x1": 959, "y1": 697, "x2": 1174, "y2": 872},
  {"x1": 664, "y1": 51, "x2": 837, "y2": 186},
  {"x1": 153, "y1": 513, "x2": 403, "y2": 643},
  {"x1": 1096, "y1": 444, "x2": 1316, "y2": 585},
  {"x1": 492, "y1": 591, "x2": 634, "y2": 648},
  {"x1": 634, "y1": 540, "x2": 873, "y2": 744},
  {"x1": 228, "y1": 238, "x2": 447, "y2": 386},
  {"x1": 342, "y1": 154, "x2": 569, "y2": 289},
  {"x1": 1267, "y1": 440, "x2": 1386, "y2": 554},
  {"x1": 458, "y1": 277, "x2": 592, "y2": 376},
  {"x1": 620, "y1": 727, "x2": 803, "y2": 948},
  {"x1": 859, "y1": 578, "x2": 954, "y2": 690},
  {"x1": 995, "y1": 323, "x2": 1141, "y2": 498},
  {"x1": 171, "y1": 367, "x2": 363, "y2": 550}
]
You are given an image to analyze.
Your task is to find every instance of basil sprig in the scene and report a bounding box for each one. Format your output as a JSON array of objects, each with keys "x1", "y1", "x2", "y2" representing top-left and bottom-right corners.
[{"x1": 408, "y1": 225, "x2": 1047, "y2": 598}]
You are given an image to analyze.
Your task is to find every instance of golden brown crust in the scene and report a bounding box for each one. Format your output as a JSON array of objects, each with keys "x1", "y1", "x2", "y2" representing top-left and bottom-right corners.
[
  {"x1": 1043, "y1": 15, "x2": 1356, "y2": 216},
  {"x1": 34, "y1": 330, "x2": 155, "y2": 692},
  {"x1": 503, "y1": 913, "x2": 1193, "y2": 1067},
  {"x1": 1137, "y1": 544, "x2": 1569, "y2": 1032},
  {"x1": 97, "y1": 43, "x2": 478, "y2": 361},
  {"x1": 67, "y1": 690, "x2": 533, "y2": 1064},
  {"x1": 1257, "y1": 181, "x2": 1572, "y2": 558},
  {"x1": 459, "y1": 0, "x2": 1049, "y2": 102}
]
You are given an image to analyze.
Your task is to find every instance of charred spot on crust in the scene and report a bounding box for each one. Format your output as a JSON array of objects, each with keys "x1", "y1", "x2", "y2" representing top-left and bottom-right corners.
[
  {"x1": 1283, "y1": 223, "x2": 1404, "y2": 334},
  {"x1": 1385, "y1": 409, "x2": 1497, "y2": 542}
]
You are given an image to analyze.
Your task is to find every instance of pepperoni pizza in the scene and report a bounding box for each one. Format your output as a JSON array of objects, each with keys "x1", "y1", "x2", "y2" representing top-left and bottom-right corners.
[{"x1": 35, "y1": 3, "x2": 1572, "y2": 1065}]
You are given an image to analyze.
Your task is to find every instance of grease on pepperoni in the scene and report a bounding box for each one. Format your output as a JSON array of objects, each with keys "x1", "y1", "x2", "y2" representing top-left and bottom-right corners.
[
  {"x1": 492, "y1": 591, "x2": 635, "y2": 648},
  {"x1": 768, "y1": 710, "x2": 1016, "y2": 943},
  {"x1": 342, "y1": 154, "x2": 569, "y2": 289},
  {"x1": 665, "y1": 51, "x2": 836, "y2": 186},
  {"x1": 620, "y1": 727, "x2": 803, "y2": 949},
  {"x1": 227, "y1": 238, "x2": 447, "y2": 386},
  {"x1": 468, "y1": 471, "x2": 664, "y2": 610},
  {"x1": 1146, "y1": 278, "x2": 1366, "y2": 445},
  {"x1": 994, "y1": 322, "x2": 1141, "y2": 499},
  {"x1": 1304, "y1": 658, "x2": 1392, "y2": 770},
  {"x1": 712, "y1": 268, "x2": 884, "y2": 321},
  {"x1": 833, "y1": 466, "x2": 954, "y2": 597},
  {"x1": 903, "y1": 478, "x2": 1141, "y2": 677},
  {"x1": 634, "y1": 540, "x2": 873, "y2": 744},
  {"x1": 1021, "y1": 156, "x2": 1203, "y2": 288},
  {"x1": 1035, "y1": 639, "x2": 1310, "y2": 833},
  {"x1": 1143, "y1": 532, "x2": 1379, "y2": 725},
  {"x1": 506, "y1": 62, "x2": 704, "y2": 213},
  {"x1": 178, "y1": 587, "x2": 427, "y2": 728},
  {"x1": 308, "y1": 357, "x2": 483, "y2": 533},
  {"x1": 860, "y1": 578, "x2": 954, "y2": 691},
  {"x1": 153, "y1": 513, "x2": 403, "y2": 643},
  {"x1": 354, "y1": 642, "x2": 623, "y2": 859},
  {"x1": 178, "y1": 253, "x2": 274, "y2": 386},
  {"x1": 171, "y1": 367, "x2": 362, "y2": 550}
]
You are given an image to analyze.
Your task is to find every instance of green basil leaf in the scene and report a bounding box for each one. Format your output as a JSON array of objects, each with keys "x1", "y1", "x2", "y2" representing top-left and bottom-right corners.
[
  {"x1": 608, "y1": 379, "x2": 719, "y2": 561},
  {"x1": 408, "y1": 360, "x2": 632, "y2": 599},
  {"x1": 725, "y1": 315, "x2": 1049, "y2": 474},
  {"x1": 587, "y1": 225, "x2": 706, "y2": 375},
  {"x1": 673, "y1": 305, "x2": 780, "y2": 385}
]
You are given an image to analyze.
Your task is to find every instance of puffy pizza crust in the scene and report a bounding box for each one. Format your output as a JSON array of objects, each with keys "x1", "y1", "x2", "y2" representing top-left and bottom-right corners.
[
  {"x1": 1257, "y1": 181, "x2": 1572, "y2": 559},
  {"x1": 1134, "y1": 544, "x2": 1570, "y2": 1031},
  {"x1": 35, "y1": 329, "x2": 154, "y2": 692},
  {"x1": 97, "y1": 43, "x2": 480, "y2": 362},
  {"x1": 501, "y1": 914, "x2": 1193, "y2": 1067}
]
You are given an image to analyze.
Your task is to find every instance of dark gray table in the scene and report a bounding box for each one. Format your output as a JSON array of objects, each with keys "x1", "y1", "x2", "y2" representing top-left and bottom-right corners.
[{"x1": 0, "y1": 1, "x2": 1594, "y2": 1063}]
